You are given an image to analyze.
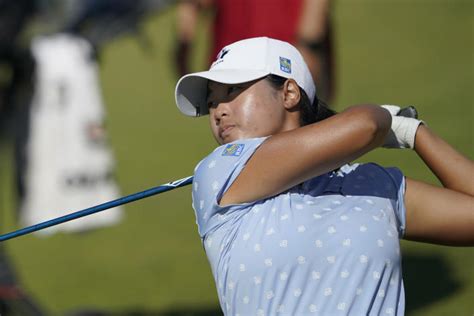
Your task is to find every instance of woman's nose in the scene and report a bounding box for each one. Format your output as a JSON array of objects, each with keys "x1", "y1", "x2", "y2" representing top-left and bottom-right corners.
[{"x1": 213, "y1": 101, "x2": 229, "y2": 121}]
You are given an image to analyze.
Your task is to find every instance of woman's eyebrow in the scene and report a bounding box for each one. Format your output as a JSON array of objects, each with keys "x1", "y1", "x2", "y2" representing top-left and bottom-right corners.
[{"x1": 206, "y1": 82, "x2": 225, "y2": 101}]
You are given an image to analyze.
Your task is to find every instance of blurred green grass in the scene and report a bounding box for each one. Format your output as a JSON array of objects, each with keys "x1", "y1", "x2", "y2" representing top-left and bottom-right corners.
[{"x1": 0, "y1": 1, "x2": 473, "y2": 315}]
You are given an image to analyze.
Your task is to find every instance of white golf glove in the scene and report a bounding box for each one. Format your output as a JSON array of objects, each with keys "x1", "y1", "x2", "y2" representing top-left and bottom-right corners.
[{"x1": 381, "y1": 105, "x2": 424, "y2": 149}]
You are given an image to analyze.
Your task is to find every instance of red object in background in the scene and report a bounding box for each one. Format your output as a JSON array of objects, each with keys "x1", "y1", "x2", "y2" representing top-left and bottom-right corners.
[{"x1": 211, "y1": 0, "x2": 303, "y2": 61}]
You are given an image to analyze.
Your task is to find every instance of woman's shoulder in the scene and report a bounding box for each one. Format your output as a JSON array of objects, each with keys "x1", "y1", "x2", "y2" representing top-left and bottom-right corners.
[{"x1": 194, "y1": 137, "x2": 268, "y2": 174}]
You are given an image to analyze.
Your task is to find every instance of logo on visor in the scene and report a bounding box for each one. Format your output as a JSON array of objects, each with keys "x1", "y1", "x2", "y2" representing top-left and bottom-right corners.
[
  {"x1": 211, "y1": 48, "x2": 230, "y2": 67},
  {"x1": 217, "y1": 48, "x2": 230, "y2": 60},
  {"x1": 279, "y1": 57, "x2": 291, "y2": 73},
  {"x1": 222, "y1": 144, "x2": 244, "y2": 156}
]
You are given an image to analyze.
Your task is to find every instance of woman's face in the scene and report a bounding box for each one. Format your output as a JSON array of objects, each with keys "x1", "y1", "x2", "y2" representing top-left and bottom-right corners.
[{"x1": 207, "y1": 78, "x2": 290, "y2": 144}]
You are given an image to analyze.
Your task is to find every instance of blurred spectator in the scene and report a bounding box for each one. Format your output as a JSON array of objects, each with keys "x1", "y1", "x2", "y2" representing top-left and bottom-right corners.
[
  {"x1": 0, "y1": 0, "x2": 37, "y2": 204},
  {"x1": 175, "y1": 0, "x2": 335, "y2": 102},
  {"x1": 1, "y1": 0, "x2": 177, "y2": 236},
  {"x1": 0, "y1": 1, "x2": 46, "y2": 314}
]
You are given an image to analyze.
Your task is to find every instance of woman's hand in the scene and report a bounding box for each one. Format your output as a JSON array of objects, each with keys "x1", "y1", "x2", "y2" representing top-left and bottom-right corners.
[{"x1": 381, "y1": 105, "x2": 423, "y2": 149}]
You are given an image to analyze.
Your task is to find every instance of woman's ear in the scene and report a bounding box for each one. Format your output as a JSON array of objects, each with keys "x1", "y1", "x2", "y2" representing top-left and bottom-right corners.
[{"x1": 282, "y1": 79, "x2": 301, "y2": 110}]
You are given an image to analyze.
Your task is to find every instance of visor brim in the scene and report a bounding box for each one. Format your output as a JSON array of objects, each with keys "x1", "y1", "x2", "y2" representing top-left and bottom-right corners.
[{"x1": 175, "y1": 69, "x2": 270, "y2": 117}]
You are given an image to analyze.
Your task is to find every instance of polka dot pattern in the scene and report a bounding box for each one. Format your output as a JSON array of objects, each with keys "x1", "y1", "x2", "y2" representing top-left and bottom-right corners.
[{"x1": 193, "y1": 138, "x2": 405, "y2": 315}]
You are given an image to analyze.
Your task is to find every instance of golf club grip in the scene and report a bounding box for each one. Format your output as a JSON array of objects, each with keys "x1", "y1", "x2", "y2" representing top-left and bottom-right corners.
[{"x1": 398, "y1": 106, "x2": 418, "y2": 119}]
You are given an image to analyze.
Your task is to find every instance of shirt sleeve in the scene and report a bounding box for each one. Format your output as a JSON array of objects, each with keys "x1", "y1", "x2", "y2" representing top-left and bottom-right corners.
[
  {"x1": 192, "y1": 137, "x2": 267, "y2": 237},
  {"x1": 338, "y1": 163, "x2": 407, "y2": 237},
  {"x1": 384, "y1": 166, "x2": 407, "y2": 237}
]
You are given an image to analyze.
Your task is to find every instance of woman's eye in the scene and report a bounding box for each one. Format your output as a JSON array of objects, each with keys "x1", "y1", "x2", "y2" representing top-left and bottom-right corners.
[
  {"x1": 228, "y1": 86, "x2": 241, "y2": 94},
  {"x1": 207, "y1": 101, "x2": 217, "y2": 109}
]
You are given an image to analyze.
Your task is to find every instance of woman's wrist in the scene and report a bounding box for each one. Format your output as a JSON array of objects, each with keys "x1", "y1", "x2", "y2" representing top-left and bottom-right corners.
[
  {"x1": 413, "y1": 123, "x2": 427, "y2": 151},
  {"x1": 381, "y1": 105, "x2": 424, "y2": 149}
]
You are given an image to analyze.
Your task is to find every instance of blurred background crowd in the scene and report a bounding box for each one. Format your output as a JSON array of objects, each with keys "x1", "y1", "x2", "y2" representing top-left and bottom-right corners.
[
  {"x1": 0, "y1": 0, "x2": 472, "y2": 315},
  {"x1": 1, "y1": 1, "x2": 172, "y2": 314}
]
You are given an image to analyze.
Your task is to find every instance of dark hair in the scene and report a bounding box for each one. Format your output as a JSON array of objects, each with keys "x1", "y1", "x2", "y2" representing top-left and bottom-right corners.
[{"x1": 265, "y1": 75, "x2": 336, "y2": 126}]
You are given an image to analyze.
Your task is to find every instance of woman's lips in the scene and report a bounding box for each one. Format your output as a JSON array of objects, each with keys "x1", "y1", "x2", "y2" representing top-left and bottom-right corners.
[{"x1": 220, "y1": 125, "x2": 234, "y2": 139}]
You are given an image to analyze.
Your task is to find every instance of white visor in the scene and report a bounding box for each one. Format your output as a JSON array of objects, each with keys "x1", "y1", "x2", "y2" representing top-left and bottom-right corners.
[{"x1": 175, "y1": 37, "x2": 316, "y2": 117}]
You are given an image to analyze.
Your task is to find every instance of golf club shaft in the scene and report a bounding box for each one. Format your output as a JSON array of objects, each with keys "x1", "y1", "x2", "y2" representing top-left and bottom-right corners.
[{"x1": 0, "y1": 176, "x2": 193, "y2": 242}]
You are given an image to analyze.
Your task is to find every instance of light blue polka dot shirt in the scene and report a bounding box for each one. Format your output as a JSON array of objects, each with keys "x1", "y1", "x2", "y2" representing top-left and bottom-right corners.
[{"x1": 192, "y1": 137, "x2": 406, "y2": 315}]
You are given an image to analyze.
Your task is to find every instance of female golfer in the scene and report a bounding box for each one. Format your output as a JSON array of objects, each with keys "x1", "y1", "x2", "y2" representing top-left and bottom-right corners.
[{"x1": 174, "y1": 37, "x2": 473, "y2": 315}]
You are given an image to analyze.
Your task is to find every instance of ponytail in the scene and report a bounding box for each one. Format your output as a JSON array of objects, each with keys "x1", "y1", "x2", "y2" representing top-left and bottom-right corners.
[{"x1": 299, "y1": 92, "x2": 337, "y2": 126}]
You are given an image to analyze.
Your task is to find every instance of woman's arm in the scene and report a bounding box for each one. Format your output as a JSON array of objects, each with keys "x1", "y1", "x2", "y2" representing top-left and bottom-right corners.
[
  {"x1": 220, "y1": 105, "x2": 391, "y2": 205},
  {"x1": 404, "y1": 125, "x2": 474, "y2": 246},
  {"x1": 414, "y1": 125, "x2": 474, "y2": 195}
]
